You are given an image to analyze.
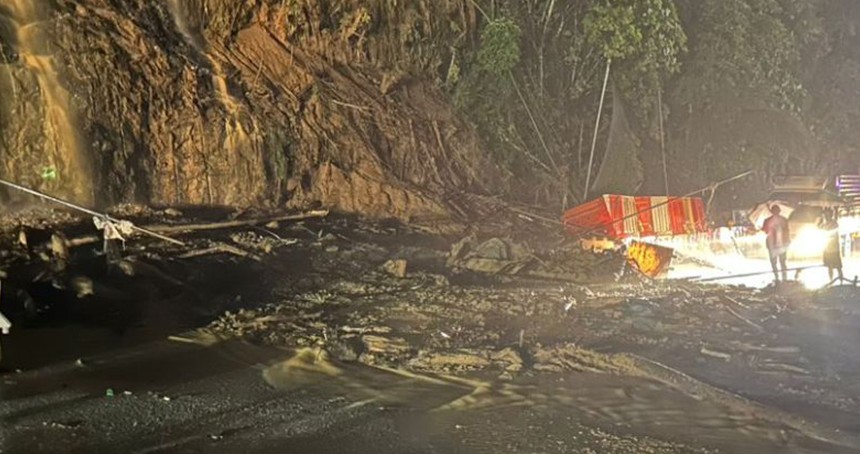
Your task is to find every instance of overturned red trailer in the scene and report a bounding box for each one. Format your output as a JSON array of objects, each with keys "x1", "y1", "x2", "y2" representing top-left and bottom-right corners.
[
  {"x1": 563, "y1": 195, "x2": 708, "y2": 240},
  {"x1": 563, "y1": 195, "x2": 709, "y2": 278}
]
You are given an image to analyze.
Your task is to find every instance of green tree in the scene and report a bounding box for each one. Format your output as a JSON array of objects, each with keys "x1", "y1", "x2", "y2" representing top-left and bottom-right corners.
[
  {"x1": 451, "y1": 0, "x2": 686, "y2": 206},
  {"x1": 476, "y1": 19, "x2": 521, "y2": 76},
  {"x1": 585, "y1": 0, "x2": 685, "y2": 71}
]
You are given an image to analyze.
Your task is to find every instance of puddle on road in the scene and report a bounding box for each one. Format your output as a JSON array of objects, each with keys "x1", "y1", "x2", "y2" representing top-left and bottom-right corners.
[{"x1": 261, "y1": 347, "x2": 850, "y2": 453}]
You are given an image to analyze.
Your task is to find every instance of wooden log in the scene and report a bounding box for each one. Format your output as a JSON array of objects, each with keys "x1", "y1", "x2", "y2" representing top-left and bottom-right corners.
[
  {"x1": 177, "y1": 243, "x2": 263, "y2": 261},
  {"x1": 145, "y1": 210, "x2": 330, "y2": 234}
]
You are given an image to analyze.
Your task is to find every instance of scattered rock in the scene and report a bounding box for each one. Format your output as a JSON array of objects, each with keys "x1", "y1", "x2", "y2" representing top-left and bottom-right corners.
[
  {"x1": 361, "y1": 335, "x2": 411, "y2": 357},
  {"x1": 71, "y1": 276, "x2": 94, "y2": 298},
  {"x1": 532, "y1": 343, "x2": 635, "y2": 375},
  {"x1": 320, "y1": 233, "x2": 338, "y2": 243},
  {"x1": 381, "y1": 259, "x2": 407, "y2": 278},
  {"x1": 108, "y1": 203, "x2": 154, "y2": 218},
  {"x1": 230, "y1": 231, "x2": 281, "y2": 254},
  {"x1": 50, "y1": 233, "x2": 70, "y2": 260},
  {"x1": 409, "y1": 350, "x2": 491, "y2": 372},
  {"x1": 490, "y1": 348, "x2": 524, "y2": 372},
  {"x1": 327, "y1": 338, "x2": 360, "y2": 362},
  {"x1": 340, "y1": 325, "x2": 392, "y2": 334},
  {"x1": 47, "y1": 420, "x2": 83, "y2": 429}
]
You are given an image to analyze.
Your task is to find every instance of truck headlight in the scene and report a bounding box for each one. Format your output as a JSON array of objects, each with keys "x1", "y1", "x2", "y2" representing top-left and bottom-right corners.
[{"x1": 792, "y1": 226, "x2": 829, "y2": 256}]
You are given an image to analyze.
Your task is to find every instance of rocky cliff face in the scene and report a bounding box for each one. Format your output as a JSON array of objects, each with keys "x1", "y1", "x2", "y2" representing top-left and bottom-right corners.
[{"x1": 0, "y1": 0, "x2": 501, "y2": 220}]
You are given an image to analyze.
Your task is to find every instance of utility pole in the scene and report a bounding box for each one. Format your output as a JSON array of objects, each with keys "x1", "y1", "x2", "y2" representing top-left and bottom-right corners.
[{"x1": 584, "y1": 58, "x2": 611, "y2": 201}]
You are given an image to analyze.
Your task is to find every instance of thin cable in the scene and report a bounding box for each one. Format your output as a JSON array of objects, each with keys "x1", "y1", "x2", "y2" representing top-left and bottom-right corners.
[{"x1": 0, "y1": 179, "x2": 185, "y2": 246}]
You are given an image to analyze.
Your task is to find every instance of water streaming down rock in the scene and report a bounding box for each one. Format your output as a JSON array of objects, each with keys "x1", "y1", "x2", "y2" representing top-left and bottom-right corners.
[
  {"x1": 164, "y1": 0, "x2": 259, "y2": 205},
  {"x1": 165, "y1": 0, "x2": 202, "y2": 50},
  {"x1": 1, "y1": 0, "x2": 93, "y2": 205},
  {"x1": 165, "y1": 1, "x2": 244, "y2": 121}
]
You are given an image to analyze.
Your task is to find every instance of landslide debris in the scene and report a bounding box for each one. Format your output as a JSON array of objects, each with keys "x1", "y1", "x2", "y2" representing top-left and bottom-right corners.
[
  {"x1": 199, "y1": 217, "x2": 860, "y2": 451},
  {"x1": 4, "y1": 208, "x2": 860, "y2": 451}
]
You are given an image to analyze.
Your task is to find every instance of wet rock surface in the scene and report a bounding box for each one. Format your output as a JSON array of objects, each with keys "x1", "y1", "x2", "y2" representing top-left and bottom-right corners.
[{"x1": 0, "y1": 0, "x2": 500, "y2": 221}]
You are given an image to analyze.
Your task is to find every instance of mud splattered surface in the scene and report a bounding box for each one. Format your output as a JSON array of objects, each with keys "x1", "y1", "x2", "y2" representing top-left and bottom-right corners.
[{"x1": 2, "y1": 212, "x2": 860, "y2": 453}]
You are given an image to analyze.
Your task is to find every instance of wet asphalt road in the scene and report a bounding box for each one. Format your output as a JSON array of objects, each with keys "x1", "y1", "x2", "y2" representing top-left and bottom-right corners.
[{"x1": 2, "y1": 335, "x2": 857, "y2": 454}]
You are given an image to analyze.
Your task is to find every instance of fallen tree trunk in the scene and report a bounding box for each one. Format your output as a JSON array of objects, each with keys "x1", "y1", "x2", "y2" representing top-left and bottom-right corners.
[
  {"x1": 177, "y1": 243, "x2": 263, "y2": 262},
  {"x1": 145, "y1": 210, "x2": 329, "y2": 235}
]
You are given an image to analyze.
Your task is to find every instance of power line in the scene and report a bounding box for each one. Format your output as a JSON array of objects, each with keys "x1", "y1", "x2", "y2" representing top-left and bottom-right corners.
[{"x1": 0, "y1": 179, "x2": 185, "y2": 246}]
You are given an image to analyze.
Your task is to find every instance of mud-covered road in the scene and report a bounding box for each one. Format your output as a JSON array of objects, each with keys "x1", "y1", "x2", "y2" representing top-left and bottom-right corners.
[{"x1": 2, "y1": 209, "x2": 860, "y2": 453}]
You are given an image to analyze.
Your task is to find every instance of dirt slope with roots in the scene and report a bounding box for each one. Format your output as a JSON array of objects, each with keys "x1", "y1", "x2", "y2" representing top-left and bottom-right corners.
[{"x1": 0, "y1": 0, "x2": 501, "y2": 221}]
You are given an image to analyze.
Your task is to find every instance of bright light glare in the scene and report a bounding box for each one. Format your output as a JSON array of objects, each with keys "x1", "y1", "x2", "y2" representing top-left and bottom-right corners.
[
  {"x1": 798, "y1": 267, "x2": 832, "y2": 290},
  {"x1": 839, "y1": 216, "x2": 860, "y2": 235},
  {"x1": 792, "y1": 226, "x2": 829, "y2": 257},
  {"x1": 643, "y1": 231, "x2": 857, "y2": 289}
]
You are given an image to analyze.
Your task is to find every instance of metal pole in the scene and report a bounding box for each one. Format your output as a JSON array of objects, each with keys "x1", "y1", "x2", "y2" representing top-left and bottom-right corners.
[
  {"x1": 568, "y1": 169, "x2": 753, "y2": 240},
  {"x1": 0, "y1": 179, "x2": 185, "y2": 246},
  {"x1": 657, "y1": 84, "x2": 669, "y2": 196},
  {"x1": 584, "y1": 58, "x2": 611, "y2": 201}
]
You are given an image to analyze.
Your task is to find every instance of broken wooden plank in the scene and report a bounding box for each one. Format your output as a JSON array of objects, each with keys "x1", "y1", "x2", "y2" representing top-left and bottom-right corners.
[{"x1": 723, "y1": 305, "x2": 764, "y2": 332}]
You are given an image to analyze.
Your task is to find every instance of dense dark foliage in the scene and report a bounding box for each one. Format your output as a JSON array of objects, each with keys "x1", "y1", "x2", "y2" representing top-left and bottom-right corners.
[{"x1": 455, "y1": 0, "x2": 860, "y2": 208}]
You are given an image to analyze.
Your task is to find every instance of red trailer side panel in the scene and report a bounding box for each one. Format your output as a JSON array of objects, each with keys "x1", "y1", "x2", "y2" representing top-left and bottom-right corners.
[
  {"x1": 562, "y1": 197, "x2": 612, "y2": 237},
  {"x1": 563, "y1": 195, "x2": 709, "y2": 239},
  {"x1": 606, "y1": 195, "x2": 626, "y2": 237},
  {"x1": 668, "y1": 198, "x2": 686, "y2": 234},
  {"x1": 636, "y1": 197, "x2": 654, "y2": 237}
]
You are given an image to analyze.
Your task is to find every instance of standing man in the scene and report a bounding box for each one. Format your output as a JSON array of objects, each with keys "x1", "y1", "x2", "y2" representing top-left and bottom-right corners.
[{"x1": 762, "y1": 205, "x2": 790, "y2": 282}]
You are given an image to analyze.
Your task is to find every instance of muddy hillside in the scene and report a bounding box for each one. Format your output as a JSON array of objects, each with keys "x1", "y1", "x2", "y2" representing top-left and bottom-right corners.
[{"x1": 0, "y1": 1, "x2": 501, "y2": 219}]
